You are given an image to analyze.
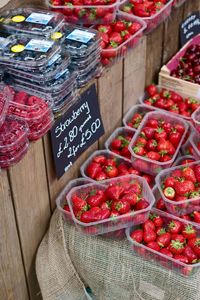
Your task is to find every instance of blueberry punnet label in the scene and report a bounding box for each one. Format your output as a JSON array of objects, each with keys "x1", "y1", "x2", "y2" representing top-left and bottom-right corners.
[
  {"x1": 66, "y1": 29, "x2": 95, "y2": 44},
  {"x1": 25, "y1": 13, "x2": 53, "y2": 25},
  {"x1": 25, "y1": 39, "x2": 54, "y2": 52}
]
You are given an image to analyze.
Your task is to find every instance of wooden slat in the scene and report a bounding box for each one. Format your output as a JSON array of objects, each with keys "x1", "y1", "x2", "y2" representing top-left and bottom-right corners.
[
  {"x1": 98, "y1": 61, "x2": 123, "y2": 147},
  {"x1": 8, "y1": 140, "x2": 51, "y2": 300},
  {"x1": 162, "y1": 5, "x2": 184, "y2": 64},
  {"x1": 123, "y1": 37, "x2": 147, "y2": 114},
  {"x1": 0, "y1": 171, "x2": 29, "y2": 300},
  {"x1": 43, "y1": 134, "x2": 98, "y2": 210},
  {"x1": 183, "y1": 0, "x2": 200, "y2": 16},
  {"x1": 145, "y1": 24, "x2": 164, "y2": 85}
]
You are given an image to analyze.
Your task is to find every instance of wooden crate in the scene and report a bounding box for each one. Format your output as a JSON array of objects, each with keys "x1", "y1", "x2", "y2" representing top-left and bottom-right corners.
[{"x1": 159, "y1": 34, "x2": 200, "y2": 98}]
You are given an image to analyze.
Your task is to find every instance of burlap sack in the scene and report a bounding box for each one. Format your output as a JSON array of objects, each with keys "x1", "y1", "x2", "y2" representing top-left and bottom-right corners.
[{"x1": 36, "y1": 210, "x2": 200, "y2": 300}]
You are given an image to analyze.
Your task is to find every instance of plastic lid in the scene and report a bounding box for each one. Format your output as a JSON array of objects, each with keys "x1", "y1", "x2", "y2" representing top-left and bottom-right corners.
[
  {"x1": 0, "y1": 8, "x2": 65, "y2": 37},
  {"x1": 6, "y1": 49, "x2": 71, "y2": 82},
  {"x1": 54, "y1": 23, "x2": 101, "y2": 58},
  {"x1": 0, "y1": 115, "x2": 29, "y2": 151},
  {"x1": 0, "y1": 34, "x2": 61, "y2": 69}
]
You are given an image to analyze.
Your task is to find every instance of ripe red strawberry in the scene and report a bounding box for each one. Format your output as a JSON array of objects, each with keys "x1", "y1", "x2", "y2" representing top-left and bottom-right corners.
[
  {"x1": 63, "y1": 204, "x2": 70, "y2": 213},
  {"x1": 121, "y1": 192, "x2": 139, "y2": 207},
  {"x1": 104, "y1": 165, "x2": 118, "y2": 178},
  {"x1": 156, "y1": 198, "x2": 166, "y2": 211},
  {"x1": 93, "y1": 155, "x2": 106, "y2": 165},
  {"x1": 86, "y1": 162, "x2": 101, "y2": 179},
  {"x1": 193, "y1": 211, "x2": 200, "y2": 223},
  {"x1": 149, "y1": 213, "x2": 163, "y2": 227},
  {"x1": 87, "y1": 190, "x2": 106, "y2": 207},
  {"x1": 174, "y1": 254, "x2": 189, "y2": 264},
  {"x1": 171, "y1": 169, "x2": 182, "y2": 178},
  {"x1": 194, "y1": 165, "x2": 200, "y2": 182},
  {"x1": 157, "y1": 232, "x2": 171, "y2": 248},
  {"x1": 72, "y1": 195, "x2": 88, "y2": 211},
  {"x1": 95, "y1": 171, "x2": 107, "y2": 181},
  {"x1": 143, "y1": 219, "x2": 156, "y2": 231},
  {"x1": 143, "y1": 229, "x2": 157, "y2": 243},
  {"x1": 111, "y1": 138, "x2": 122, "y2": 149},
  {"x1": 171, "y1": 234, "x2": 186, "y2": 244},
  {"x1": 105, "y1": 185, "x2": 124, "y2": 201},
  {"x1": 183, "y1": 246, "x2": 198, "y2": 263},
  {"x1": 146, "y1": 84, "x2": 157, "y2": 96},
  {"x1": 182, "y1": 224, "x2": 197, "y2": 240},
  {"x1": 169, "y1": 240, "x2": 185, "y2": 255},
  {"x1": 164, "y1": 177, "x2": 176, "y2": 188},
  {"x1": 182, "y1": 167, "x2": 197, "y2": 183},
  {"x1": 147, "y1": 241, "x2": 160, "y2": 251},
  {"x1": 190, "y1": 238, "x2": 200, "y2": 257},
  {"x1": 147, "y1": 151, "x2": 161, "y2": 161},
  {"x1": 111, "y1": 200, "x2": 130, "y2": 214},
  {"x1": 174, "y1": 180, "x2": 195, "y2": 196},
  {"x1": 130, "y1": 229, "x2": 143, "y2": 243},
  {"x1": 146, "y1": 139, "x2": 157, "y2": 151},
  {"x1": 134, "y1": 198, "x2": 149, "y2": 210},
  {"x1": 141, "y1": 127, "x2": 155, "y2": 139},
  {"x1": 160, "y1": 248, "x2": 173, "y2": 257},
  {"x1": 168, "y1": 220, "x2": 182, "y2": 234}
]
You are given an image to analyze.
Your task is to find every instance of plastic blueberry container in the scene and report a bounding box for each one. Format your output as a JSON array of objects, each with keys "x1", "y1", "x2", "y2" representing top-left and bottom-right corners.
[
  {"x1": 105, "y1": 127, "x2": 136, "y2": 161},
  {"x1": 128, "y1": 111, "x2": 189, "y2": 176},
  {"x1": 51, "y1": 23, "x2": 101, "y2": 57},
  {"x1": 0, "y1": 115, "x2": 29, "y2": 153},
  {"x1": 173, "y1": 155, "x2": 197, "y2": 167},
  {"x1": 99, "y1": 12, "x2": 146, "y2": 67},
  {"x1": 126, "y1": 208, "x2": 200, "y2": 277},
  {"x1": 0, "y1": 8, "x2": 65, "y2": 37},
  {"x1": 120, "y1": 0, "x2": 173, "y2": 34},
  {"x1": 6, "y1": 50, "x2": 71, "y2": 83},
  {"x1": 66, "y1": 174, "x2": 155, "y2": 235},
  {"x1": 192, "y1": 106, "x2": 200, "y2": 134},
  {"x1": 139, "y1": 85, "x2": 200, "y2": 122},
  {"x1": 155, "y1": 160, "x2": 200, "y2": 216},
  {"x1": 0, "y1": 140, "x2": 29, "y2": 168},
  {"x1": 80, "y1": 149, "x2": 133, "y2": 182},
  {"x1": 77, "y1": 63, "x2": 102, "y2": 87},
  {"x1": 56, "y1": 178, "x2": 94, "y2": 223},
  {"x1": 0, "y1": 83, "x2": 14, "y2": 127},
  {"x1": 123, "y1": 104, "x2": 156, "y2": 130},
  {"x1": 47, "y1": 0, "x2": 120, "y2": 25},
  {"x1": 53, "y1": 91, "x2": 79, "y2": 118},
  {"x1": 0, "y1": 34, "x2": 61, "y2": 69},
  {"x1": 71, "y1": 48, "x2": 100, "y2": 69}
]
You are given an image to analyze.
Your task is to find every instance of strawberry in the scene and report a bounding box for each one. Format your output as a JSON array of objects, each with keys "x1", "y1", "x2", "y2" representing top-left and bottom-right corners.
[
  {"x1": 174, "y1": 254, "x2": 189, "y2": 264},
  {"x1": 190, "y1": 238, "x2": 200, "y2": 257},
  {"x1": 146, "y1": 84, "x2": 157, "y2": 96},
  {"x1": 87, "y1": 190, "x2": 106, "y2": 207},
  {"x1": 182, "y1": 224, "x2": 197, "y2": 240},
  {"x1": 130, "y1": 229, "x2": 143, "y2": 243},
  {"x1": 183, "y1": 246, "x2": 198, "y2": 263},
  {"x1": 163, "y1": 187, "x2": 175, "y2": 200},
  {"x1": 72, "y1": 195, "x2": 88, "y2": 211},
  {"x1": 104, "y1": 165, "x2": 118, "y2": 178},
  {"x1": 105, "y1": 185, "x2": 124, "y2": 201},
  {"x1": 169, "y1": 240, "x2": 185, "y2": 255},
  {"x1": 194, "y1": 165, "x2": 200, "y2": 182},
  {"x1": 143, "y1": 229, "x2": 157, "y2": 243},
  {"x1": 168, "y1": 220, "x2": 182, "y2": 234},
  {"x1": 86, "y1": 162, "x2": 101, "y2": 179},
  {"x1": 164, "y1": 177, "x2": 176, "y2": 188},
  {"x1": 174, "y1": 180, "x2": 195, "y2": 196},
  {"x1": 160, "y1": 248, "x2": 173, "y2": 258},
  {"x1": 147, "y1": 241, "x2": 160, "y2": 251},
  {"x1": 157, "y1": 232, "x2": 171, "y2": 248},
  {"x1": 171, "y1": 234, "x2": 186, "y2": 244},
  {"x1": 193, "y1": 211, "x2": 200, "y2": 223},
  {"x1": 93, "y1": 155, "x2": 106, "y2": 165},
  {"x1": 182, "y1": 167, "x2": 197, "y2": 183},
  {"x1": 143, "y1": 219, "x2": 156, "y2": 231},
  {"x1": 134, "y1": 199, "x2": 149, "y2": 210},
  {"x1": 111, "y1": 200, "x2": 130, "y2": 214},
  {"x1": 149, "y1": 213, "x2": 163, "y2": 227},
  {"x1": 156, "y1": 198, "x2": 166, "y2": 211},
  {"x1": 121, "y1": 192, "x2": 139, "y2": 207}
]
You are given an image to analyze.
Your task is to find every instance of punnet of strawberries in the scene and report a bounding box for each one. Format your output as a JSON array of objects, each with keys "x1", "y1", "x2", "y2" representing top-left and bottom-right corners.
[
  {"x1": 95, "y1": 16, "x2": 143, "y2": 66},
  {"x1": 120, "y1": 0, "x2": 170, "y2": 17},
  {"x1": 130, "y1": 210, "x2": 200, "y2": 269},
  {"x1": 161, "y1": 164, "x2": 200, "y2": 203},
  {"x1": 131, "y1": 113, "x2": 187, "y2": 163},
  {"x1": 68, "y1": 177, "x2": 151, "y2": 224},
  {"x1": 124, "y1": 105, "x2": 154, "y2": 130},
  {"x1": 83, "y1": 152, "x2": 155, "y2": 186},
  {"x1": 51, "y1": 0, "x2": 117, "y2": 24},
  {"x1": 143, "y1": 84, "x2": 200, "y2": 118},
  {"x1": 171, "y1": 44, "x2": 200, "y2": 85}
]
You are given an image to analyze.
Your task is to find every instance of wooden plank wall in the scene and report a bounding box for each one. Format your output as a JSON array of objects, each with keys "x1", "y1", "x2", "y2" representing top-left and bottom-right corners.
[{"x1": 0, "y1": 1, "x2": 200, "y2": 299}]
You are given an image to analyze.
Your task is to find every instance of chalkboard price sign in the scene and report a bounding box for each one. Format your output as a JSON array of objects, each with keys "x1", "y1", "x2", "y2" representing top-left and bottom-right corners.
[
  {"x1": 51, "y1": 83, "x2": 104, "y2": 178},
  {"x1": 180, "y1": 12, "x2": 200, "y2": 46}
]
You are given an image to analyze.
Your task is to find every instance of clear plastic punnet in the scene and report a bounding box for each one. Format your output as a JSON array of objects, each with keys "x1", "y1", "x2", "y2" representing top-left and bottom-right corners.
[
  {"x1": 139, "y1": 85, "x2": 200, "y2": 121},
  {"x1": 173, "y1": 155, "x2": 197, "y2": 167},
  {"x1": 128, "y1": 111, "x2": 189, "y2": 176},
  {"x1": 0, "y1": 34, "x2": 61, "y2": 69},
  {"x1": 156, "y1": 160, "x2": 200, "y2": 216},
  {"x1": 6, "y1": 50, "x2": 71, "y2": 83},
  {"x1": 126, "y1": 208, "x2": 200, "y2": 277},
  {"x1": 47, "y1": 0, "x2": 120, "y2": 25},
  {"x1": 99, "y1": 12, "x2": 146, "y2": 67},
  {"x1": 0, "y1": 115, "x2": 29, "y2": 153},
  {"x1": 66, "y1": 175, "x2": 155, "y2": 235},
  {"x1": 76, "y1": 62, "x2": 102, "y2": 87},
  {"x1": 189, "y1": 130, "x2": 200, "y2": 160},
  {"x1": 80, "y1": 149, "x2": 133, "y2": 182},
  {"x1": 0, "y1": 83, "x2": 14, "y2": 127},
  {"x1": 120, "y1": 0, "x2": 174, "y2": 34},
  {"x1": 192, "y1": 106, "x2": 200, "y2": 134},
  {"x1": 0, "y1": 8, "x2": 65, "y2": 37},
  {"x1": 56, "y1": 178, "x2": 94, "y2": 223},
  {"x1": 123, "y1": 104, "x2": 156, "y2": 130},
  {"x1": 51, "y1": 23, "x2": 101, "y2": 57},
  {"x1": 182, "y1": 134, "x2": 200, "y2": 161},
  {"x1": 104, "y1": 127, "x2": 136, "y2": 161}
]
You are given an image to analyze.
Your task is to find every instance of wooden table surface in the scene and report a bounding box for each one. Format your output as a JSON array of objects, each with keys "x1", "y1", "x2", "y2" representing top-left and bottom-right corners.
[{"x1": 0, "y1": 1, "x2": 200, "y2": 299}]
